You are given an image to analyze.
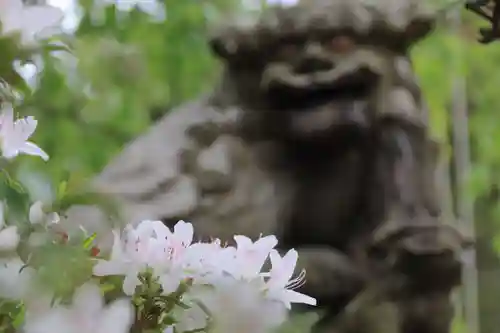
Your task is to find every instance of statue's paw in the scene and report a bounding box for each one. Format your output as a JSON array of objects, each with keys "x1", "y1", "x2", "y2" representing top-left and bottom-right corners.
[{"x1": 369, "y1": 220, "x2": 473, "y2": 290}]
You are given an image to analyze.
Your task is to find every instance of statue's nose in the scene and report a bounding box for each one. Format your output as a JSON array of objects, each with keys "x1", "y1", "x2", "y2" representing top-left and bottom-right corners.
[{"x1": 293, "y1": 42, "x2": 334, "y2": 74}]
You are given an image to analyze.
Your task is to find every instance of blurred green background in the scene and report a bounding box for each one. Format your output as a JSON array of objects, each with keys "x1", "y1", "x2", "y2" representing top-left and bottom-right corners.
[{"x1": 8, "y1": 0, "x2": 500, "y2": 332}]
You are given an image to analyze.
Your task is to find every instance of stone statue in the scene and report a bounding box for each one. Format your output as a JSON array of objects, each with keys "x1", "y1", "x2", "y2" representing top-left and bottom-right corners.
[
  {"x1": 62, "y1": 1, "x2": 472, "y2": 332},
  {"x1": 208, "y1": 0, "x2": 472, "y2": 332}
]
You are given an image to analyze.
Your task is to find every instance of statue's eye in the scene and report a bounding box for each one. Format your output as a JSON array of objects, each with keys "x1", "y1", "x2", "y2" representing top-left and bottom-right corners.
[{"x1": 326, "y1": 35, "x2": 355, "y2": 54}]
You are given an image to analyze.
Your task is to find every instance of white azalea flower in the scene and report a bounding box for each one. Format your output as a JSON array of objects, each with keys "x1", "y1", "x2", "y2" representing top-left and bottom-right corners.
[
  {"x1": 23, "y1": 283, "x2": 134, "y2": 333},
  {"x1": 182, "y1": 240, "x2": 233, "y2": 277},
  {"x1": 28, "y1": 201, "x2": 45, "y2": 225},
  {"x1": 265, "y1": 249, "x2": 317, "y2": 309},
  {"x1": 227, "y1": 234, "x2": 278, "y2": 280},
  {"x1": 0, "y1": 256, "x2": 35, "y2": 299},
  {"x1": 163, "y1": 220, "x2": 194, "y2": 259},
  {"x1": 167, "y1": 294, "x2": 209, "y2": 333},
  {"x1": 0, "y1": 0, "x2": 63, "y2": 46},
  {"x1": 0, "y1": 225, "x2": 19, "y2": 250},
  {"x1": 197, "y1": 275, "x2": 287, "y2": 333},
  {"x1": 29, "y1": 201, "x2": 59, "y2": 225},
  {"x1": 0, "y1": 105, "x2": 49, "y2": 161},
  {"x1": 0, "y1": 201, "x2": 19, "y2": 251},
  {"x1": 94, "y1": 218, "x2": 318, "y2": 327},
  {"x1": 93, "y1": 220, "x2": 172, "y2": 295}
]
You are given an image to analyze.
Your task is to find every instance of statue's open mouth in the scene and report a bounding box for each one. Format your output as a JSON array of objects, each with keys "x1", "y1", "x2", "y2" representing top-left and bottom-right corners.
[{"x1": 266, "y1": 70, "x2": 378, "y2": 111}]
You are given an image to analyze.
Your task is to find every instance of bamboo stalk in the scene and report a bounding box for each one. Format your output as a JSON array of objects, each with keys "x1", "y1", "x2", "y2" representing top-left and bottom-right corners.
[{"x1": 449, "y1": 8, "x2": 480, "y2": 333}]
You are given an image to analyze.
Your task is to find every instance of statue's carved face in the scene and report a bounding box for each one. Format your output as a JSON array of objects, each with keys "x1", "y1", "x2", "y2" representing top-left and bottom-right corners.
[
  {"x1": 214, "y1": 33, "x2": 392, "y2": 141},
  {"x1": 263, "y1": 34, "x2": 377, "y2": 105}
]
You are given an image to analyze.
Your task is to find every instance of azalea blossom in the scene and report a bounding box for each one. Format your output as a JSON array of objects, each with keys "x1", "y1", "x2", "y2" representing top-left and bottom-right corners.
[
  {"x1": 93, "y1": 218, "x2": 317, "y2": 332},
  {"x1": 0, "y1": 0, "x2": 63, "y2": 46},
  {"x1": 94, "y1": 219, "x2": 204, "y2": 295},
  {"x1": 93, "y1": 220, "x2": 176, "y2": 295},
  {"x1": 23, "y1": 283, "x2": 134, "y2": 333},
  {"x1": 157, "y1": 219, "x2": 195, "y2": 266},
  {"x1": 166, "y1": 293, "x2": 209, "y2": 333},
  {"x1": 225, "y1": 234, "x2": 278, "y2": 280},
  {"x1": 93, "y1": 229, "x2": 158, "y2": 295},
  {"x1": 264, "y1": 249, "x2": 317, "y2": 309},
  {"x1": 196, "y1": 275, "x2": 287, "y2": 333},
  {"x1": 29, "y1": 201, "x2": 60, "y2": 225},
  {"x1": 0, "y1": 105, "x2": 49, "y2": 161},
  {"x1": 0, "y1": 256, "x2": 36, "y2": 299},
  {"x1": 0, "y1": 201, "x2": 19, "y2": 251}
]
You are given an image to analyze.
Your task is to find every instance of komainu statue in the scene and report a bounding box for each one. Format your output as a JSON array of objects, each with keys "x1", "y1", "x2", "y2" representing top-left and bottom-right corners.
[{"x1": 208, "y1": 0, "x2": 472, "y2": 332}]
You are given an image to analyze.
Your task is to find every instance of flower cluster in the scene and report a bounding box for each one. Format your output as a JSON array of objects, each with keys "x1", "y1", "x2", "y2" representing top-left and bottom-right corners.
[{"x1": 90, "y1": 219, "x2": 316, "y2": 333}]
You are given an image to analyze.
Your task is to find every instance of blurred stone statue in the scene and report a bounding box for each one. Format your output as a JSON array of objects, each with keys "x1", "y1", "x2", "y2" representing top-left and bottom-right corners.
[{"x1": 64, "y1": 0, "x2": 472, "y2": 332}]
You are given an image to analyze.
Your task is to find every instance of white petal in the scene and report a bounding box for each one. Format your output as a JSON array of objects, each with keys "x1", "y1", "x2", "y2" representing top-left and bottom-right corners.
[
  {"x1": 254, "y1": 235, "x2": 278, "y2": 250},
  {"x1": 0, "y1": 108, "x2": 18, "y2": 150},
  {"x1": 233, "y1": 235, "x2": 252, "y2": 249},
  {"x1": 0, "y1": 226, "x2": 19, "y2": 251},
  {"x1": 23, "y1": 306, "x2": 70, "y2": 333},
  {"x1": 122, "y1": 272, "x2": 140, "y2": 296},
  {"x1": 19, "y1": 141, "x2": 49, "y2": 161},
  {"x1": 72, "y1": 283, "x2": 104, "y2": 315},
  {"x1": 93, "y1": 259, "x2": 126, "y2": 277},
  {"x1": 1, "y1": 145, "x2": 19, "y2": 159},
  {"x1": 159, "y1": 272, "x2": 183, "y2": 295},
  {"x1": 29, "y1": 201, "x2": 45, "y2": 225},
  {"x1": 0, "y1": 256, "x2": 34, "y2": 300},
  {"x1": 284, "y1": 289, "x2": 317, "y2": 307},
  {"x1": 21, "y1": 6, "x2": 64, "y2": 41},
  {"x1": 173, "y1": 220, "x2": 194, "y2": 245},
  {"x1": 280, "y1": 249, "x2": 298, "y2": 281},
  {"x1": 0, "y1": 0, "x2": 23, "y2": 15},
  {"x1": 269, "y1": 249, "x2": 298, "y2": 287},
  {"x1": 46, "y1": 212, "x2": 60, "y2": 224},
  {"x1": 109, "y1": 229, "x2": 125, "y2": 260},
  {"x1": 0, "y1": 105, "x2": 15, "y2": 131},
  {"x1": 269, "y1": 250, "x2": 281, "y2": 269},
  {"x1": 13, "y1": 116, "x2": 37, "y2": 141},
  {"x1": 175, "y1": 303, "x2": 208, "y2": 332},
  {"x1": 147, "y1": 219, "x2": 172, "y2": 240},
  {"x1": 96, "y1": 298, "x2": 134, "y2": 333}
]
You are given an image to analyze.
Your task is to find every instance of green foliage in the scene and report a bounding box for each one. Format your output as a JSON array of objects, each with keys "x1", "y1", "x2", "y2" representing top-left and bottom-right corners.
[
  {"x1": 18, "y1": 0, "x2": 238, "y2": 184},
  {"x1": 411, "y1": 13, "x2": 500, "y2": 204}
]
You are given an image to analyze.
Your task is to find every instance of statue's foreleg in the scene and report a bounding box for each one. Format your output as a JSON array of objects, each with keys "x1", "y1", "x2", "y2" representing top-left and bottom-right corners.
[{"x1": 368, "y1": 118, "x2": 470, "y2": 333}]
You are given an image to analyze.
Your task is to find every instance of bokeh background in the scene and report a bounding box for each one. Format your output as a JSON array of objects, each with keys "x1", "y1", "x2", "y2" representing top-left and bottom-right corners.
[{"x1": 10, "y1": 0, "x2": 500, "y2": 332}]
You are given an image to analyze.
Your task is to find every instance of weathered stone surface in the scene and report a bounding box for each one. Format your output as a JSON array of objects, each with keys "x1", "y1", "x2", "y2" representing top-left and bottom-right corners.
[{"x1": 61, "y1": 97, "x2": 280, "y2": 249}]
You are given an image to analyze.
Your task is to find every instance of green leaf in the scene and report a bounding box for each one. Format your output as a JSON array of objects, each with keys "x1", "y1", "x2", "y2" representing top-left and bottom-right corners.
[
  {"x1": 57, "y1": 181, "x2": 67, "y2": 201},
  {"x1": 11, "y1": 304, "x2": 25, "y2": 329},
  {"x1": 99, "y1": 283, "x2": 117, "y2": 294},
  {"x1": 83, "y1": 232, "x2": 97, "y2": 249}
]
